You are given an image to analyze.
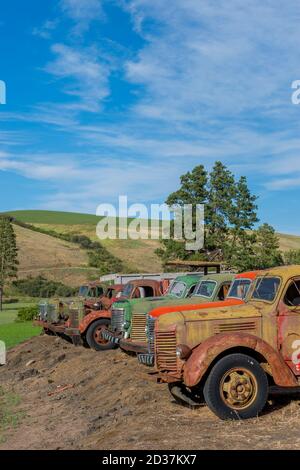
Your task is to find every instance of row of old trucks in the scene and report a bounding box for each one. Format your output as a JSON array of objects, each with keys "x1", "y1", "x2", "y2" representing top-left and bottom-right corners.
[{"x1": 35, "y1": 264, "x2": 300, "y2": 420}]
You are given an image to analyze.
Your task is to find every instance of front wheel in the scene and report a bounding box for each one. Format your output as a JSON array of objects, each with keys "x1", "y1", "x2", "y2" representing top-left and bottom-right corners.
[
  {"x1": 85, "y1": 319, "x2": 117, "y2": 351},
  {"x1": 203, "y1": 353, "x2": 268, "y2": 420}
]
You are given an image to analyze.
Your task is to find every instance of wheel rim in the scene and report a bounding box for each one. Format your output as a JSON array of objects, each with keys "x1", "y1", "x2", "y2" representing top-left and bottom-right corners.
[
  {"x1": 94, "y1": 325, "x2": 109, "y2": 345},
  {"x1": 219, "y1": 367, "x2": 258, "y2": 410}
]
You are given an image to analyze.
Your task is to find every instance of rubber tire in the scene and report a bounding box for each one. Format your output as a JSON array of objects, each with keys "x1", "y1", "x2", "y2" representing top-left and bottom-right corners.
[
  {"x1": 85, "y1": 319, "x2": 117, "y2": 351},
  {"x1": 203, "y1": 353, "x2": 268, "y2": 420}
]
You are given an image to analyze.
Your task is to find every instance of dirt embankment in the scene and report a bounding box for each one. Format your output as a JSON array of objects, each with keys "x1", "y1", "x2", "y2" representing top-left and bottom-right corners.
[{"x1": 1, "y1": 335, "x2": 300, "y2": 450}]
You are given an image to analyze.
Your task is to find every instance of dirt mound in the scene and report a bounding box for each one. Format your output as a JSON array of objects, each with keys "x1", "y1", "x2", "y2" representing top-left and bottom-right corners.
[{"x1": 1, "y1": 335, "x2": 300, "y2": 450}]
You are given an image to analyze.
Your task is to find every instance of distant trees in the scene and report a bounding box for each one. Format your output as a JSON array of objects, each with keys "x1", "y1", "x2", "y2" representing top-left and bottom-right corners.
[
  {"x1": 156, "y1": 161, "x2": 283, "y2": 271},
  {"x1": 0, "y1": 217, "x2": 18, "y2": 310}
]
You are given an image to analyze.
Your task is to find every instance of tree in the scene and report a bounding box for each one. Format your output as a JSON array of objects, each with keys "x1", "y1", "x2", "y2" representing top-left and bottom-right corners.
[
  {"x1": 205, "y1": 161, "x2": 236, "y2": 253},
  {"x1": 285, "y1": 249, "x2": 300, "y2": 265},
  {"x1": 252, "y1": 223, "x2": 283, "y2": 269},
  {"x1": 0, "y1": 217, "x2": 18, "y2": 310},
  {"x1": 156, "y1": 162, "x2": 282, "y2": 272}
]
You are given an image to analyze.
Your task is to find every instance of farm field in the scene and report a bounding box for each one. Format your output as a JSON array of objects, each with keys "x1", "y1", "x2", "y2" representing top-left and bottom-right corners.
[
  {"x1": 1, "y1": 334, "x2": 300, "y2": 450},
  {"x1": 0, "y1": 302, "x2": 42, "y2": 349}
]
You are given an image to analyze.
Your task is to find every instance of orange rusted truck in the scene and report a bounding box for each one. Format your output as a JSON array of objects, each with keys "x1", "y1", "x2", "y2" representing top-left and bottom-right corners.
[
  {"x1": 36, "y1": 279, "x2": 167, "y2": 349},
  {"x1": 153, "y1": 266, "x2": 300, "y2": 420},
  {"x1": 137, "y1": 271, "x2": 259, "y2": 366}
]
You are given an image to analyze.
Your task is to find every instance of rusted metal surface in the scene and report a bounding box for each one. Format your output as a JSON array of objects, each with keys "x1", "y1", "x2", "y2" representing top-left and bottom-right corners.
[
  {"x1": 155, "y1": 265, "x2": 300, "y2": 389},
  {"x1": 183, "y1": 332, "x2": 298, "y2": 388}
]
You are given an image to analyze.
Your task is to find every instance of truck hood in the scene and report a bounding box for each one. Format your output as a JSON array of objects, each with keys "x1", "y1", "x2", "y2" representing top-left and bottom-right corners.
[
  {"x1": 132, "y1": 294, "x2": 212, "y2": 314},
  {"x1": 157, "y1": 301, "x2": 262, "y2": 330}
]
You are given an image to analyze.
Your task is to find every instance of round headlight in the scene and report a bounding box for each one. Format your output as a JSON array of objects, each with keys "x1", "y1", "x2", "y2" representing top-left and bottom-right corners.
[{"x1": 176, "y1": 344, "x2": 192, "y2": 360}]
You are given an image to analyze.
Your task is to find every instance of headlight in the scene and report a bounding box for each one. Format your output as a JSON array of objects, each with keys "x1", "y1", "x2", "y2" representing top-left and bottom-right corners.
[{"x1": 176, "y1": 344, "x2": 192, "y2": 360}]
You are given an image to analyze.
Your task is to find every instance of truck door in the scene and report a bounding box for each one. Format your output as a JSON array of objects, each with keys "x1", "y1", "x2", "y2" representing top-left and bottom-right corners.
[{"x1": 278, "y1": 277, "x2": 300, "y2": 375}]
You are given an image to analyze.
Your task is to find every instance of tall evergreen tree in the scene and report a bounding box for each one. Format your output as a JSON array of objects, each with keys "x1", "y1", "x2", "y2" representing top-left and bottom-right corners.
[
  {"x1": 205, "y1": 161, "x2": 236, "y2": 253},
  {"x1": 0, "y1": 217, "x2": 18, "y2": 310},
  {"x1": 253, "y1": 223, "x2": 283, "y2": 269}
]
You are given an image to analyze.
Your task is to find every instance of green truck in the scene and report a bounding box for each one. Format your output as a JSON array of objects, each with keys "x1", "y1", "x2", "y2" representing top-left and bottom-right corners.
[
  {"x1": 101, "y1": 274, "x2": 202, "y2": 347},
  {"x1": 102, "y1": 273, "x2": 234, "y2": 352}
]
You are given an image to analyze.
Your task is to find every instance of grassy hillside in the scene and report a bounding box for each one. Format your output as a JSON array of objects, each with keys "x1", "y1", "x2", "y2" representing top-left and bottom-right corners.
[
  {"x1": 13, "y1": 224, "x2": 100, "y2": 286},
  {"x1": 4, "y1": 210, "x2": 300, "y2": 287},
  {"x1": 3, "y1": 210, "x2": 102, "y2": 225}
]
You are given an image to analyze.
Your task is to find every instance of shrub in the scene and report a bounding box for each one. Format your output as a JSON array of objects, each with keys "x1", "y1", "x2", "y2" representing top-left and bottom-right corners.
[
  {"x1": 16, "y1": 305, "x2": 39, "y2": 322},
  {"x1": 12, "y1": 276, "x2": 77, "y2": 298}
]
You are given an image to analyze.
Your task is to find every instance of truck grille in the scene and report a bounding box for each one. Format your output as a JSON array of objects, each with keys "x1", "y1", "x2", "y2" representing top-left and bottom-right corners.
[
  {"x1": 155, "y1": 330, "x2": 177, "y2": 371},
  {"x1": 146, "y1": 315, "x2": 156, "y2": 353},
  {"x1": 111, "y1": 308, "x2": 125, "y2": 333},
  {"x1": 39, "y1": 302, "x2": 58, "y2": 322},
  {"x1": 131, "y1": 313, "x2": 147, "y2": 342}
]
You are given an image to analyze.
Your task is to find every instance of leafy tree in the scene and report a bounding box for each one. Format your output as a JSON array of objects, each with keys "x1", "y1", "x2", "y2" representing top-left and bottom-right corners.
[
  {"x1": 285, "y1": 249, "x2": 300, "y2": 265},
  {"x1": 0, "y1": 217, "x2": 18, "y2": 310},
  {"x1": 252, "y1": 224, "x2": 283, "y2": 269},
  {"x1": 205, "y1": 161, "x2": 236, "y2": 252},
  {"x1": 156, "y1": 162, "x2": 283, "y2": 272}
]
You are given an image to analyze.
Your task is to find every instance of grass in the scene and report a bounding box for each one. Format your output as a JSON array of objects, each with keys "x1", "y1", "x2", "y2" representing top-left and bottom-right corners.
[
  {"x1": 0, "y1": 386, "x2": 24, "y2": 444},
  {"x1": 0, "y1": 302, "x2": 42, "y2": 349},
  {"x1": 0, "y1": 323, "x2": 42, "y2": 349},
  {"x1": 3, "y1": 210, "x2": 103, "y2": 225}
]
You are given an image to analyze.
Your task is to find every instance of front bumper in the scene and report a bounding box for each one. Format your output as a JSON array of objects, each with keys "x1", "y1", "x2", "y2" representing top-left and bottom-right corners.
[
  {"x1": 138, "y1": 353, "x2": 154, "y2": 366},
  {"x1": 102, "y1": 329, "x2": 123, "y2": 344},
  {"x1": 34, "y1": 320, "x2": 66, "y2": 334},
  {"x1": 119, "y1": 339, "x2": 148, "y2": 354},
  {"x1": 157, "y1": 370, "x2": 182, "y2": 384}
]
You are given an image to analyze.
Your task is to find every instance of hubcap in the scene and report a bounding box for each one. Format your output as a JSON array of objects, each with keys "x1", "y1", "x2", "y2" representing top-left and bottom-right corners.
[
  {"x1": 220, "y1": 367, "x2": 258, "y2": 410},
  {"x1": 94, "y1": 325, "x2": 108, "y2": 345}
]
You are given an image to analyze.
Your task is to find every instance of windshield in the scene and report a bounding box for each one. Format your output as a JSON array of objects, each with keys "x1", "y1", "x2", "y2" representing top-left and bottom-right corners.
[
  {"x1": 251, "y1": 277, "x2": 281, "y2": 302},
  {"x1": 194, "y1": 280, "x2": 217, "y2": 298},
  {"x1": 78, "y1": 286, "x2": 89, "y2": 297},
  {"x1": 120, "y1": 283, "x2": 134, "y2": 298},
  {"x1": 168, "y1": 281, "x2": 187, "y2": 298},
  {"x1": 227, "y1": 279, "x2": 252, "y2": 300}
]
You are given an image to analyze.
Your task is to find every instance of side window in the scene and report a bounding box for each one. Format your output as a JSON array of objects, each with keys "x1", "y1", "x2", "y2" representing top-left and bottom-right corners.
[
  {"x1": 96, "y1": 286, "x2": 104, "y2": 297},
  {"x1": 144, "y1": 286, "x2": 155, "y2": 297},
  {"x1": 284, "y1": 279, "x2": 300, "y2": 307},
  {"x1": 217, "y1": 283, "x2": 231, "y2": 301}
]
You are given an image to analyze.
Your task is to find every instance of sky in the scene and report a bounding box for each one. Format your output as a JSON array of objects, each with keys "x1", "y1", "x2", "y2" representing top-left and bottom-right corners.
[{"x1": 1, "y1": 0, "x2": 300, "y2": 233}]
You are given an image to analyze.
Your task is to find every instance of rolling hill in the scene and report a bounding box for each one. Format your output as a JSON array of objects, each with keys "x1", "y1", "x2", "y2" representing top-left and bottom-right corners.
[{"x1": 3, "y1": 210, "x2": 300, "y2": 286}]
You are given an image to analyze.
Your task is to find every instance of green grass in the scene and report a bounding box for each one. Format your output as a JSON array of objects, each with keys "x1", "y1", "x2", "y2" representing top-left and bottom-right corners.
[
  {"x1": 0, "y1": 302, "x2": 41, "y2": 348},
  {"x1": 3, "y1": 210, "x2": 103, "y2": 225},
  {"x1": 0, "y1": 302, "x2": 36, "y2": 326},
  {"x1": 0, "y1": 322, "x2": 42, "y2": 349}
]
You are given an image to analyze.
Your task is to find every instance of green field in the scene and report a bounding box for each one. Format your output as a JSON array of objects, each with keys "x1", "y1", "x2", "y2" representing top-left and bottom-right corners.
[
  {"x1": 0, "y1": 302, "x2": 42, "y2": 349},
  {"x1": 3, "y1": 210, "x2": 103, "y2": 225}
]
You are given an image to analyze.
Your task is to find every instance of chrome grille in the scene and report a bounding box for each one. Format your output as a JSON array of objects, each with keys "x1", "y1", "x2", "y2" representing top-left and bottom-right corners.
[
  {"x1": 146, "y1": 315, "x2": 156, "y2": 353},
  {"x1": 155, "y1": 330, "x2": 177, "y2": 371},
  {"x1": 110, "y1": 308, "x2": 125, "y2": 332},
  {"x1": 39, "y1": 302, "x2": 58, "y2": 322},
  {"x1": 131, "y1": 313, "x2": 147, "y2": 342}
]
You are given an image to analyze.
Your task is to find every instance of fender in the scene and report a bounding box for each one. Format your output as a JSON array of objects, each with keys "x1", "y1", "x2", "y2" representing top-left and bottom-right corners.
[
  {"x1": 183, "y1": 332, "x2": 298, "y2": 388},
  {"x1": 79, "y1": 309, "x2": 111, "y2": 334}
]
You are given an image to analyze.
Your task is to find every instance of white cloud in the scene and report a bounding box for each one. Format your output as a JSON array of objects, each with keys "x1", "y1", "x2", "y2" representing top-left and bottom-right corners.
[
  {"x1": 45, "y1": 43, "x2": 110, "y2": 111},
  {"x1": 60, "y1": 0, "x2": 104, "y2": 34}
]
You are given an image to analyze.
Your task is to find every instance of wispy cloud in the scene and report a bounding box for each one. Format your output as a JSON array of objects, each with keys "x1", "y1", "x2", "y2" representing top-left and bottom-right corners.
[
  {"x1": 60, "y1": 0, "x2": 104, "y2": 35},
  {"x1": 45, "y1": 43, "x2": 111, "y2": 112}
]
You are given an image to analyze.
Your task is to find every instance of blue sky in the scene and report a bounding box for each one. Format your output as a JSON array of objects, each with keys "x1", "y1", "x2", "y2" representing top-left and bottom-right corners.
[{"x1": 1, "y1": 0, "x2": 300, "y2": 234}]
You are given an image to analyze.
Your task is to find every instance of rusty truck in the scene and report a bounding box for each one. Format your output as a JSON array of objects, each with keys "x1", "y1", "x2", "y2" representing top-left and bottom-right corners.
[{"x1": 153, "y1": 266, "x2": 300, "y2": 420}]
